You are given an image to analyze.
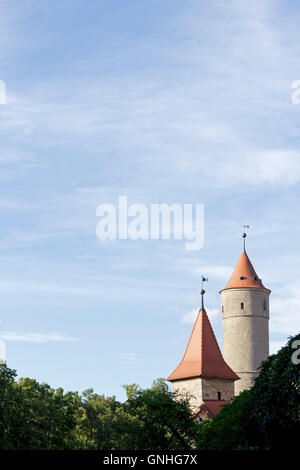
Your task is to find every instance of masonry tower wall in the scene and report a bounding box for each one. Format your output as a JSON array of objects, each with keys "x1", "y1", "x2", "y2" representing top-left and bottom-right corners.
[{"x1": 221, "y1": 286, "x2": 270, "y2": 395}]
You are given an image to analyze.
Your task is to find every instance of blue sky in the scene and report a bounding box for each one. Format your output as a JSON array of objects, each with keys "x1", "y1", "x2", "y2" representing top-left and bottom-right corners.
[{"x1": 0, "y1": 0, "x2": 300, "y2": 400}]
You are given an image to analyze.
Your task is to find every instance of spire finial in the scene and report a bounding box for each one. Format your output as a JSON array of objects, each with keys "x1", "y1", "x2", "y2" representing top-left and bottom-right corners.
[
  {"x1": 200, "y1": 276, "x2": 208, "y2": 310},
  {"x1": 241, "y1": 225, "x2": 249, "y2": 252}
]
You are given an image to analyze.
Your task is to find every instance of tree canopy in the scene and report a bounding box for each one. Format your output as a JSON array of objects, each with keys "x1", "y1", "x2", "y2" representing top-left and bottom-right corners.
[
  {"x1": 0, "y1": 333, "x2": 299, "y2": 450},
  {"x1": 197, "y1": 333, "x2": 300, "y2": 450}
]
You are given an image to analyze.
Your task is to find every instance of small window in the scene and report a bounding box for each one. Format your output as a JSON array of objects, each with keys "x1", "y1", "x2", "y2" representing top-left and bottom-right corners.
[
  {"x1": 222, "y1": 306, "x2": 224, "y2": 313},
  {"x1": 263, "y1": 299, "x2": 267, "y2": 311},
  {"x1": 253, "y1": 276, "x2": 257, "y2": 281},
  {"x1": 240, "y1": 276, "x2": 246, "y2": 280},
  {"x1": 241, "y1": 302, "x2": 244, "y2": 310},
  {"x1": 217, "y1": 392, "x2": 221, "y2": 400}
]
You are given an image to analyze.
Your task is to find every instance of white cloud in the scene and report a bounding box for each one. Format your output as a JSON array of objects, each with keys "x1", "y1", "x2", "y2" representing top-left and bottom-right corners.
[
  {"x1": 120, "y1": 352, "x2": 137, "y2": 364},
  {"x1": 214, "y1": 150, "x2": 300, "y2": 186},
  {"x1": 181, "y1": 307, "x2": 219, "y2": 324},
  {"x1": 0, "y1": 331, "x2": 78, "y2": 343},
  {"x1": 270, "y1": 340, "x2": 286, "y2": 355},
  {"x1": 0, "y1": 0, "x2": 300, "y2": 400},
  {"x1": 181, "y1": 309, "x2": 197, "y2": 324},
  {"x1": 0, "y1": 0, "x2": 299, "y2": 194},
  {"x1": 0, "y1": 280, "x2": 99, "y2": 296},
  {"x1": 270, "y1": 284, "x2": 300, "y2": 335},
  {"x1": 194, "y1": 265, "x2": 233, "y2": 281}
]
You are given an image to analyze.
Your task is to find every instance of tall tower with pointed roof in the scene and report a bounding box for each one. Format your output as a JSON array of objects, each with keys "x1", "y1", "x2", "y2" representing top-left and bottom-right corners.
[
  {"x1": 220, "y1": 234, "x2": 271, "y2": 395},
  {"x1": 167, "y1": 290, "x2": 239, "y2": 413}
]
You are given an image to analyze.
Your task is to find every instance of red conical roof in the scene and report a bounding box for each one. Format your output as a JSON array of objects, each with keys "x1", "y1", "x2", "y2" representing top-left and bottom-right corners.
[
  {"x1": 167, "y1": 308, "x2": 239, "y2": 382},
  {"x1": 222, "y1": 251, "x2": 270, "y2": 291}
]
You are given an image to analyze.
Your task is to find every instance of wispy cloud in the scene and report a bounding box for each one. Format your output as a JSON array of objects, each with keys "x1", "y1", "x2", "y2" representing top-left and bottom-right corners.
[
  {"x1": 270, "y1": 284, "x2": 300, "y2": 335},
  {"x1": 193, "y1": 265, "x2": 233, "y2": 281},
  {"x1": 208, "y1": 150, "x2": 300, "y2": 186},
  {"x1": 181, "y1": 307, "x2": 219, "y2": 324},
  {"x1": 0, "y1": 0, "x2": 299, "y2": 400},
  {"x1": 0, "y1": 331, "x2": 78, "y2": 343},
  {"x1": 270, "y1": 340, "x2": 287, "y2": 355},
  {"x1": 0, "y1": 280, "x2": 99, "y2": 296},
  {"x1": 120, "y1": 352, "x2": 137, "y2": 364}
]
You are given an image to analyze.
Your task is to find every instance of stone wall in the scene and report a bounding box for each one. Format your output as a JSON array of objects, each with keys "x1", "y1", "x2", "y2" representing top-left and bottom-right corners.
[
  {"x1": 172, "y1": 377, "x2": 203, "y2": 410},
  {"x1": 171, "y1": 376, "x2": 235, "y2": 411},
  {"x1": 202, "y1": 377, "x2": 235, "y2": 401},
  {"x1": 221, "y1": 287, "x2": 270, "y2": 395}
]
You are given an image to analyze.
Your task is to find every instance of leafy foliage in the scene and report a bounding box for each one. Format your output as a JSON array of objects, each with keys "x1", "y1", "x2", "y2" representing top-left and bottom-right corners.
[
  {"x1": 248, "y1": 333, "x2": 300, "y2": 449},
  {"x1": 0, "y1": 334, "x2": 299, "y2": 450},
  {"x1": 196, "y1": 333, "x2": 300, "y2": 450},
  {"x1": 123, "y1": 379, "x2": 199, "y2": 450},
  {"x1": 197, "y1": 390, "x2": 255, "y2": 450},
  {"x1": 0, "y1": 367, "x2": 82, "y2": 450}
]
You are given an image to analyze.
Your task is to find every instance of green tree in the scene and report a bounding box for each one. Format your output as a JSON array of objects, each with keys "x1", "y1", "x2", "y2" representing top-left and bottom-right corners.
[
  {"x1": 197, "y1": 390, "x2": 254, "y2": 450},
  {"x1": 123, "y1": 379, "x2": 199, "y2": 450},
  {"x1": 1, "y1": 334, "x2": 298, "y2": 451},
  {"x1": 0, "y1": 366, "x2": 83, "y2": 450},
  {"x1": 249, "y1": 333, "x2": 300, "y2": 449},
  {"x1": 79, "y1": 389, "x2": 125, "y2": 449},
  {"x1": 12, "y1": 378, "x2": 82, "y2": 449},
  {"x1": 197, "y1": 333, "x2": 300, "y2": 450},
  {"x1": 0, "y1": 364, "x2": 18, "y2": 449},
  {"x1": 122, "y1": 383, "x2": 141, "y2": 400}
]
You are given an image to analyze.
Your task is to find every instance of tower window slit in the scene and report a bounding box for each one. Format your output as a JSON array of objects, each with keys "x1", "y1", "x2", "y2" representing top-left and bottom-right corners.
[
  {"x1": 263, "y1": 299, "x2": 267, "y2": 311},
  {"x1": 241, "y1": 302, "x2": 244, "y2": 310}
]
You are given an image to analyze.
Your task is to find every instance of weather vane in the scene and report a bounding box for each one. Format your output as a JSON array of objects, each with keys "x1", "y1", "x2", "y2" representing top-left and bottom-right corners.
[
  {"x1": 200, "y1": 276, "x2": 208, "y2": 310},
  {"x1": 201, "y1": 275, "x2": 208, "y2": 289},
  {"x1": 241, "y1": 225, "x2": 250, "y2": 251}
]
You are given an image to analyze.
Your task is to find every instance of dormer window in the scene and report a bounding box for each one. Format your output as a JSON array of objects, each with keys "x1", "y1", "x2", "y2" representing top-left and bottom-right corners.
[
  {"x1": 240, "y1": 276, "x2": 246, "y2": 280},
  {"x1": 253, "y1": 276, "x2": 257, "y2": 281}
]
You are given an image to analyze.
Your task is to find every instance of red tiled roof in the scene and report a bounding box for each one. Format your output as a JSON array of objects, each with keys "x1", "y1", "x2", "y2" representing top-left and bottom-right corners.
[
  {"x1": 222, "y1": 251, "x2": 270, "y2": 291},
  {"x1": 196, "y1": 401, "x2": 229, "y2": 418},
  {"x1": 166, "y1": 308, "x2": 239, "y2": 382}
]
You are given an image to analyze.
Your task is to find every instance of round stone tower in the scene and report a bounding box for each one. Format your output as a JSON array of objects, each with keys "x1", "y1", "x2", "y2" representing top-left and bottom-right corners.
[{"x1": 220, "y1": 235, "x2": 271, "y2": 395}]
